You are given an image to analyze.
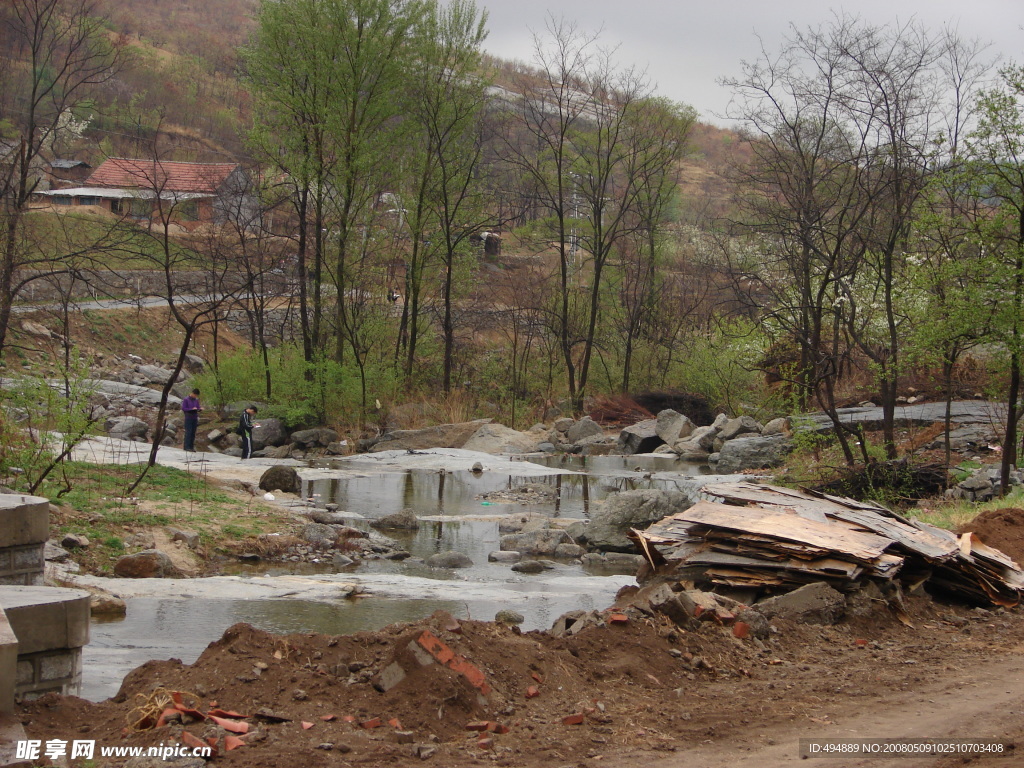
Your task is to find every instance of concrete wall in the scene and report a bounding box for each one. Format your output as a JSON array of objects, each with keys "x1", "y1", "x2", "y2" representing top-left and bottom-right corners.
[
  {"x1": 0, "y1": 586, "x2": 90, "y2": 703},
  {"x1": 0, "y1": 495, "x2": 48, "y2": 586}
]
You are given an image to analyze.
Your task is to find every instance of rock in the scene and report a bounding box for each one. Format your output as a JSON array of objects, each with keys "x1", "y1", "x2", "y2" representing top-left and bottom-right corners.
[
  {"x1": 670, "y1": 439, "x2": 711, "y2": 462},
  {"x1": 425, "y1": 551, "x2": 473, "y2": 568},
  {"x1": 761, "y1": 417, "x2": 791, "y2": 436},
  {"x1": 207, "y1": 428, "x2": 226, "y2": 443},
  {"x1": 462, "y1": 423, "x2": 540, "y2": 454},
  {"x1": 61, "y1": 533, "x2": 90, "y2": 549},
  {"x1": 252, "y1": 418, "x2": 289, "y2": 449},
  {"x1": 113, "y1": 550, "x2": 177, "y2": 578},
  {"x1": 370, "y1": 509, "x2": 419, "y2": 530},
  {"x1": 553, "y1": 417, "x2": 575, "y2": 433},
  {"x1": 488, "y1": 550, "x2": 521, "y2": 563},
  {"x1": 512, "y1": 559, "x2": 554, "y2": 574},
  {"x1": 614, "y1": 419, "x2": 663, "y2": 455},
  {"x1": 301, "y1": 523, "x2": 342, "y2": 548},
  {"x1": 554, "y1": 543, "x2": 586, "y2": 558},
  {"x1": 90, "y1": 592, "x2": 127, "y2": 616},
  {"x1": 715, "y1": 435, "x2": 793, "y2": 473},
  {"x1": 644, "y1": 584, "x2": 701, "y2": 630},
  {"x1": 332, "y1": 553, "x2": 356, "y2": 568},
  {"x1": 124, "y1": 533, "x2": 156, "y2": 549},
  {"x1": 21, "y1": 319, "x2": 53, "y2": 338},
  {"x1": 500, "y1": 528, "x2": 571, "y2": 556},
  {"x1": 106, "y1": 415, "x2": 149, "y2": 441},
  {"x1": 495, "y1": 609, "x2": 525, "y2": 624},
  {"x1": 371, "y1": 419, "x2": 492, "y2": 452},
  {"x1": 569, "y1": 489, "x2": 690, "y2": 552},
  {"x1": 549, "y1": 609, "x2": 601, "y2": 636},
  {"x1": 687, "y1": 425, "x2": 719, "y2": 451},
  {"x1": 711, "y1": 413, "x2": 730, "y2": 430},
  {"x1": 580, "y1": 552, "x2": 645, "y2": 568},
  {"x1": 291, "y1": 427, "x2": 339, "y2": 447},
  {"x1": 566, "y1": 416, "x2": 604, "y2": 443},
  {"x1": 718, "y1": 415, "x2": 763, "y2": 441},
  {"x1": 656, "y1": 409, "x2": 694, "y2": 444},
  {"x1": 259, "y1": 465, "x2": 301, "y2": 494},
  {"x1": 168, "y1": 528, "x2": 200, "y2": 549},
  {"x1": 44, "y1": 540, "x2": 70, "y2": 562},
  {"x1": 753, "y1": 582, "x2": 846, "y2": 625},
  {"x1": 183, "y1": 354, "x2": 207, "y2": 374},
  {"x1": 135, "y1": 364, "x2": 177, "y2": 385}
]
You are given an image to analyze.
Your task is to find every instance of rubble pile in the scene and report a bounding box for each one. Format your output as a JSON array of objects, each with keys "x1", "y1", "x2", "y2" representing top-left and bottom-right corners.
[{"x1": 631, "y1": 482, "x2": 1024, "y2": 607}]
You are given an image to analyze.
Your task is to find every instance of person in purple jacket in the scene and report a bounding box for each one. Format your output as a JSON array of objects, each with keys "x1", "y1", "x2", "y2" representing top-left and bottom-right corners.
[{"x1": 181, "y1": 388, "x2": 202, "y2": 452}]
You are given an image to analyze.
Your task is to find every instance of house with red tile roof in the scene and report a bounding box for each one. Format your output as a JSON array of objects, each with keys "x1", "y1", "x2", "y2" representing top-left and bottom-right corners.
[{"x1": 35, "y1": 158, "x2": 256, "y2": 230}]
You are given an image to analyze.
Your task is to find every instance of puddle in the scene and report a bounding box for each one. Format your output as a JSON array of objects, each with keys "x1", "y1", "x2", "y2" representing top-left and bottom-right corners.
[{"x1": 82, "y1": 451, "x2": 713, "y2": 702}]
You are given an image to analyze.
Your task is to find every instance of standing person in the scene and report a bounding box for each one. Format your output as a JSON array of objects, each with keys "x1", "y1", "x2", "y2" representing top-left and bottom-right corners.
[
  {"x1": 181, "y1": 388, "x2": 202, "y2": 452},
  {"x1": 238, "y1": 405, "x2": 259, "y2": 460}
]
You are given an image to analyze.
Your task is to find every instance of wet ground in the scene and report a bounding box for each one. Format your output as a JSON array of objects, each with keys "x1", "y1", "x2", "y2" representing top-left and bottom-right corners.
[{"x1": 67, "y1": 445, "x2": 728, "y2": 701}]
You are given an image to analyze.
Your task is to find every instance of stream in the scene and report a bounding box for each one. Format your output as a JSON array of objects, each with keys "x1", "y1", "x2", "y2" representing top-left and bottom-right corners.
[{"x1": 80, "y1": 451, "x2": 724, "y2": 701}]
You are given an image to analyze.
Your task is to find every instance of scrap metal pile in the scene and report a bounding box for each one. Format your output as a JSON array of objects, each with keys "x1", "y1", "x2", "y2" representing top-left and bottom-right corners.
[{"x1": 631, "y1": 482, "x2": 1024, "y2": 607}]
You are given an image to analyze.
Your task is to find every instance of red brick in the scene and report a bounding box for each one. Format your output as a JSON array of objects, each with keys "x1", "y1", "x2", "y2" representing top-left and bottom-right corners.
[
  {"x1": 732, "y1": 621, "x2": 750, "y2": 639},
  {"x1": 466, "y1": 721, "x2": 491, "y2": 732},
  {"x1": 477, "y1": 737, "x2": 494, "y2": 750},
  {"x1": 607, "y1": 613, "x2": 629, "y2": 624},
  {"x1": 562, "y1": 714, "x2": 585, "y2": 725},
  {"x1": 360, "y1": 718, "x2": 381, "y2": 729},
  {"x1": 525, "y1": 686, "x2": 540, "y2": 699}
]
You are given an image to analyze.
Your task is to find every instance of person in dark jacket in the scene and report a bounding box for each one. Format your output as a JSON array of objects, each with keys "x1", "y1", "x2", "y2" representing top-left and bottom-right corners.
[
  {"x1": 238, "y1": 405, "x2": 259, "y2": 460},
  {"x1": 181, "y1": 388, "x2": 202, "y2": 452}
]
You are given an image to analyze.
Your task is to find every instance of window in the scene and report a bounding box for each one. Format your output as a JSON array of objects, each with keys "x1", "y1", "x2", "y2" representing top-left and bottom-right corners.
[
  {"x1": 51, "y1": 196, "x2": 72, "y2": 206},
  {"x1": 177, "y1": 200, "x2": 199, "y2": 221}
]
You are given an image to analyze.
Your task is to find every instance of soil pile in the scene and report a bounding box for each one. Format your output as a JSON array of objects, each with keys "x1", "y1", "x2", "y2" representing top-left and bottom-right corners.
[
  {"x1": 962, "y1": 507, "x2": 1024, "y2": 566},
  {"x1": 18, "y1": 599, "x2": 1024, "y2": 768}
]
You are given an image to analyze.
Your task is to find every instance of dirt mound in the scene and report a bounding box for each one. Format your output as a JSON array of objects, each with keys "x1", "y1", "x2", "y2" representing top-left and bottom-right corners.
[{"x1": 961, "y1": 507, "x2": 1024, "y2": 566}]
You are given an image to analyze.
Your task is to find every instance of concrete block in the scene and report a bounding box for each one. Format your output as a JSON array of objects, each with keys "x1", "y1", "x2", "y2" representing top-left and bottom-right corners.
[
  {"x1": 0, "y1": 586, "x2": 91, "y2": 654},
  {"x1": 0, "y1": 611, "x2": 18, "y2": 714},
  {"x1": 0, "y1": 495, "x2": 49, "y2": 548},
  {"x1": 15, "y1": 660, "x2": 33, "y2": 686},
  {"x1": 12, "y1": 547, "x2": 42, "y2": 571},
  {"x1": 40, "y1": 652, "x2": 75, "y2": 682}
]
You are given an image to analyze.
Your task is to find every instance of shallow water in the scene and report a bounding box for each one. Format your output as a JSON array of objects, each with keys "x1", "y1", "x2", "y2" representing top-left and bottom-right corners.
[{"x1": 82, "y1": 452, "x2": 710, "y2": 702}]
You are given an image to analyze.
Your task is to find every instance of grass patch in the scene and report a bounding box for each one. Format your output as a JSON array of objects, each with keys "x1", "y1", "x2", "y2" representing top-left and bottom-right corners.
[{"x1": 907, "y1": 486, "x2": 1024, "y2": 531}]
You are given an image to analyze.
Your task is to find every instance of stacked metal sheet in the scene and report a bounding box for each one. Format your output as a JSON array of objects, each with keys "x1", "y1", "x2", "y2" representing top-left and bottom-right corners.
[{"x1": 631, "y1": 482, "x2": 1024, "y2": 607}]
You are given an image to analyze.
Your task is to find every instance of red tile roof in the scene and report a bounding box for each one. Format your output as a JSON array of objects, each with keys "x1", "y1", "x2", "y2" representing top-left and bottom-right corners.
[{"x1": 86, "y1": 158, "x2": 239, "y2": 193}]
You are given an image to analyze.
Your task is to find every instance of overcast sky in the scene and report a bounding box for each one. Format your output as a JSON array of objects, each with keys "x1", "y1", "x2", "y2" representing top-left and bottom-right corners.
[{"x1": 476, "y1": 1, "x2": 1023, "y2": 124}]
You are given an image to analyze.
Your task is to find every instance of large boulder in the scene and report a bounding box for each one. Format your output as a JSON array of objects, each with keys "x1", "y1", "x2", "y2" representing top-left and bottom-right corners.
[
  {"x1": 566, "y1": 416, "x2": 604, "y2": 443},
  {"x1": 614, "y1": 419, "x2": 663, "y2": 455},
  {"x1": 106, "y1": 415, "x2": 149, "y2": 441},
  {"x1": 569, "y1": 489, "x2": 690, "y2": 552},
  {"x1": 135, "y1": 364, "x2": 177, "y2": 385},
  {"x1": 259, "y1": 465, "x2": 301, "y2": 494},
  {"x1": 425, "y1": 551, "x2": 473, "y2": 569},
  {"x1": 252, "y1": 418, "x2": 289, "y2": 449},
  {"x1": 371, "y1": 419, "x2": 492, "y2": 452},
  {"x1": 718, "y1": 415, "x2": 763, "y2": 441},
  {"x1": 500, "y1": 528, "x2": 573, "y2": 556},
  {"x1": 714, "y1": 434, "x2": 793, "y2": 473},
  {"x1": 753, "y1": 582, "x2": 846, "y2": 625},
  {"x1": 656, "y1": 409, "x2": 694, "y2": 444},
  {"x1": 300, "y1": 523, "x2": 342, "y2": 548},
  {"x1": 290, "y1": 427, "x2": 339, "y2": 448},
  {"x1": 462, "y1": 423, "x2": 540, "y2": 454},
  {"x1": 113, "y1": 550, "x2": 176, "y2": 578}
]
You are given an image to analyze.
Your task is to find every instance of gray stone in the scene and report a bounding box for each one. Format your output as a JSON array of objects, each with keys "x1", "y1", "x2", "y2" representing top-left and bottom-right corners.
[
  {"x1": 554, "y1": 543, "x2": 586, "y2": 558},
  {"x1": 326, "y1": 441, "x2": 348, "y2": 455},
  {"x1": 44, "y1": 540, "x2": 70, "y2": 562},
  {"x1": 671, "y1": 439, "x2": 711, "y2": 462},
  {"x1": 959, "y1": 472, "x2": 992, "y2": 492},
  {"x1": 370, "y1": 510, "x2": 419, "y2": 530},
  {"x1": 291, "y1": 427, "x2": 339, "y2": 447},
  {"x1": 715, "y1": 435, "x2": 793, "y2": 473},
  {"x1": 463, "y1": 423, "x2": 539, "y2": 454},
  {"x1": 719, "y1": 415, "x2": 763, "y2": 441},
  {"x1": 500, "y1": 528, "x2": 571, "y2": 556},
  {"x1": 688, "y1": 425, "x2": 719, "y2": 451},
  {"x1": 753, "y1": 582, "x2": 846, "y2": 625},
  {"x1": 615, "y1": 419, "x2": 663, "y2": 455},
  {"x1": 105, "y1": 415, "x2": 148, "y2": 441},
  {"x1": 425, "y1": 551, "x2": 473, "y2": 569},
  {"x1": 371, "y1": 419, "x2": 492, "y2": 452},
  {"x1": 332, "y1": 553, "x2": 356, "y2": 569},
  {"x1": 495, "y1": 609, "x2": 525, "y2": 624},
  {"x1": 656, "y1": 409, "x2": 694, "y2": 444},
  {"x1": 567, "y1": 416, "x2": 604, "y2": 443},
  {"x1": 712, "y1": 413, "x2": 730, "y2": 430},
  {"x1": 113, "y1": 550, "x2": 176, "y2": 578},
  {"x1": 761, "y1": 417, "x2": 791, "y2": 437},
  {"x1": 183, "y1": 354, "x2": 207, "y2": 374},
  {"x1": 537, "y1": 442, "x2": 556, "y2": 453},
  {"x1": 207, "y1": 428, "x2": 226, "y2": 443},
  {"x1": 60, "y1": 533, "x2": 89, "y2": 549},
  {"x1": 569, "y1": 489, "x2": 690, "y2": 553},
  {"x1": 259, "y1": 465, "x2": 301, "y2": 494},
  {"x1": 553, "y1": 417, "x2": 575, "y2": 433},
  {"x1": 511, "y1": 559, "x2": 554, "y2": 574},
  {"x1": 252, "y1": 418, "x2": 289, "y2": 449},
  {"x1": 300, "y1": 523, "x2": 341, "y2": 548},
  {"x1": 135, "y1": 364, "x2": 177, "y2": 385},
  {"x1": 487, "y1": 550, "x2": 521, "y2": 563},
  {"x1": 168, "y1": 528, "x2": 200, "y2": 549}
]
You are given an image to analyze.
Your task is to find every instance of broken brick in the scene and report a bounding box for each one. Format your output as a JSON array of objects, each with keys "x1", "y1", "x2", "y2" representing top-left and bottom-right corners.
[
  {"x1": 465, "y1": 721, "x2": 490, "y2": 732},
  {"x1": 301, "y1": 722, "x2": 314, "y2": 730},
  {"x1": 360, "y1": 718, "x2": 382, "y2": 729},
  {"x1": 526, "y1": 686, "x2": 540, "y2": 699},
  {"x1": 477, "y1": 737, "x2": 494, "y2": 750},
  {"x1": 388, "y1": 718, "x2": 402, "y2": 729},
  {"x1": 416, "y1": 630, "x2": 491, "y2": 695},
  {"x1": 733, "y1": 621, "x2": 750, "y2": 639},
  {"x1": 562, "y1": 714, "x2": 585, "y2": 725},
  {"x1": 607, "y1": 613, "x2": 629, "y2": 624}
]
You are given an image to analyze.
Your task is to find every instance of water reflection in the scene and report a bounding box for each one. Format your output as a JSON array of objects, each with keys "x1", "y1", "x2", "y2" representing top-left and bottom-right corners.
[{"x1": 303, "y1": 454, "x2": 711, "y2": 520}]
